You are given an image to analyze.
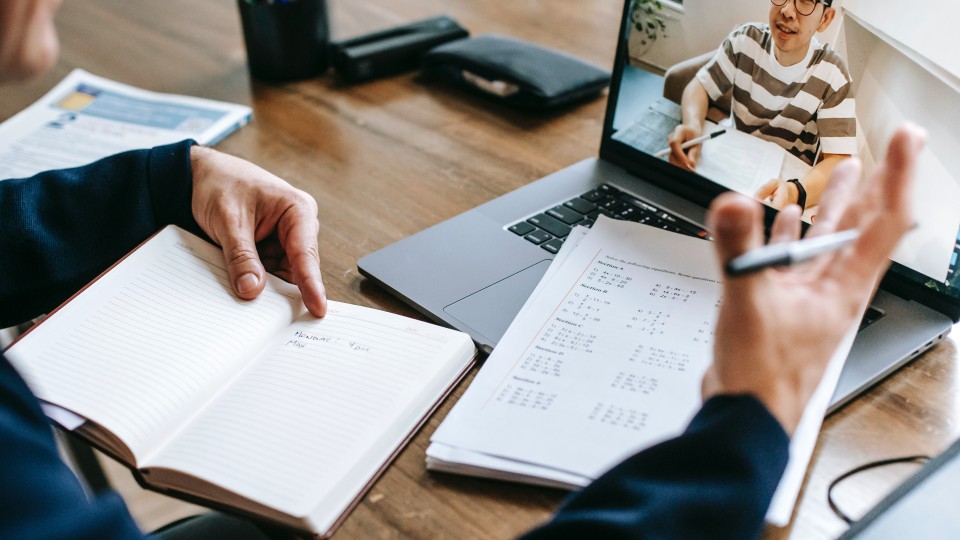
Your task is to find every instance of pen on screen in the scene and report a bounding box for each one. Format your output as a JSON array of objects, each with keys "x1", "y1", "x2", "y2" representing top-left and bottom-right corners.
[
  {"x1": 654, "y1": 129, "x2": 727, "y2": 159},
  {"x1": 725, "y1": 228, "x2": 861, "y2": 276}
]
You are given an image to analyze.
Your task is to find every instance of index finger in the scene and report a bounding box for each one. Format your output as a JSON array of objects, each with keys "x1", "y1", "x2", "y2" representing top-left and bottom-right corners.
[
  {"x1": 278, "y1": 204, "x2": 328, "y2": 317},
  {"x1": 669, "y1": 140, "x2": 694, "y2": 170},
  {"x1": 668, "y1": 129, "x2": 696, "y2": 170}
]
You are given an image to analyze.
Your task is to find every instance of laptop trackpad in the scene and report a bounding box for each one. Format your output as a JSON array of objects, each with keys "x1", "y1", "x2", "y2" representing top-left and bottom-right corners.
[{"x1": 444, "y1": 260, "x2": 553, "y2": 346}]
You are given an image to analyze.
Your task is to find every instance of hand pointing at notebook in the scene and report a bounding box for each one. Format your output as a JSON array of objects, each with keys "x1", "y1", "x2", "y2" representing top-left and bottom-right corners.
[
  {"x1": 190, "y1": 145, "x2": 328, "y2": 318},
  {"x1": 702, "y1": 124, "x2": 924, "y2": 434}
]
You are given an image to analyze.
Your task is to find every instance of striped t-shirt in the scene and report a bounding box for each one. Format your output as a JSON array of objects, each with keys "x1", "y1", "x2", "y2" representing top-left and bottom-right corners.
[{"x1": 696, "y1": 23, "x2": 857, "y2": 165}]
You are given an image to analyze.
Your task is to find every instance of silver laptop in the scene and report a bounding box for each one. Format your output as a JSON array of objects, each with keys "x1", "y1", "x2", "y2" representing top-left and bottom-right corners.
[{"x1": 359, "y1": 1, "x2": 959, "y2": 412}]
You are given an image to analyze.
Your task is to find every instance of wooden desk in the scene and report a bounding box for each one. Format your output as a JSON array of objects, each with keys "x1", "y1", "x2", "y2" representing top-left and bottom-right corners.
[{"x1": 1, "y1": 0, "x2": 957, "y2": 538}]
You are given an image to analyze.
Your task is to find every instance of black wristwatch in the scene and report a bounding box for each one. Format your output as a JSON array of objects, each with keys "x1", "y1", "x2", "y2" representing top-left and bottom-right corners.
[{"x1": 786, "y1": 178, "x2": 806, "y2": 211}]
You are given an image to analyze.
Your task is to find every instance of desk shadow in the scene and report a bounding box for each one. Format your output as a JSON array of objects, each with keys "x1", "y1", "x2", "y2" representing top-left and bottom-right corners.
[
  {"x1": 292, "y1": 72, "x2": 415, "y2": 108},
  {"x1": 357, "y1": 278, "x2": 428, "y2": 321},
  {"x1": 246, "y1": 68, "x2": 602, "y2": 133},
  {"x1": 426, "y1": 469, "x2": 567, "y2": 512}
]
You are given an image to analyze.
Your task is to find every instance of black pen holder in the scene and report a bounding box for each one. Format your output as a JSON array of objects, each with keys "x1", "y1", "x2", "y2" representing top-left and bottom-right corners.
[{"x1": 237, "y1": 0, "x2": 330, "y2": 82}]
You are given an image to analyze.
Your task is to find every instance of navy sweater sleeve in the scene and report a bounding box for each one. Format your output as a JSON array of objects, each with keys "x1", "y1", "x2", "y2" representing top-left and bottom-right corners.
[
  {"x1": 0, "y1": 356, "x2": 145, "y2": 539},
  {"x1": 522, "y1": 395, "x2": 790, "y2": 540},
  {"x1": 0, "y1": 139, "x2": 200, "y2": 328},
  {"x1": 0, "y1": 141, "x2": 201, "y2": 538}
]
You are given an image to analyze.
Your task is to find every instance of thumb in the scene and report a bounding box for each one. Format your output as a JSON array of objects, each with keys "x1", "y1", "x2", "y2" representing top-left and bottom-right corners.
[
  {"x1": 708, "y1": 192, "x2": 765, "y2": 273},
  {"x1": 220, "y1": 224, "x2": 267, "y2": 301}
]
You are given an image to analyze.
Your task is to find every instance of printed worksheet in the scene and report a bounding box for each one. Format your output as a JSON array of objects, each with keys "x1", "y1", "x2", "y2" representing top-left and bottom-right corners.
[
  {"x1": 432, "y1": 217, "x2": 723, "y2": 475},
  {"x1": 431, "y1": 216, "x2": 857, "y2": 526}
]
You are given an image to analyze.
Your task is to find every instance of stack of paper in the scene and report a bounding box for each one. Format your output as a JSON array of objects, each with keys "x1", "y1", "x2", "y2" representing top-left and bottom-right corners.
[{"x1": 427, "y1": 217, "x2": 857, "y2": 526}]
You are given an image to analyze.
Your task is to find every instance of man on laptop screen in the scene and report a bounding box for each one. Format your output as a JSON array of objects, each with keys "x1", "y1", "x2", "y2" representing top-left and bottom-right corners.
[
  {"x1": 615, "y1": 0, "x2": 854, "y2": 216},
  {"x1": 611, "y1": 0, "x2": 959, "y2": 309},
  {"x1": 668, "y1": 0, "x2": 854, "y2": 214}
]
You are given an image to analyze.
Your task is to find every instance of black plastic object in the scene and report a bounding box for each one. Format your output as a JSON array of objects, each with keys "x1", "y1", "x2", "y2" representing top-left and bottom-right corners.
[
  {"x1": 330, "y1": 16, "x2": 468, "y2": 82},
  {"x1": 237, "y1": 0, "x2": 330, "y2": 82}
]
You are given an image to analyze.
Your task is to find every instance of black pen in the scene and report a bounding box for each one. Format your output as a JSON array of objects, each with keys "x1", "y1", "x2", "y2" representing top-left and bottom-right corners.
[
  {"x1": 654, "y1": 129, "x2": 727, "y2": 159},
  {"x1": 725, "y1": 229, "x2": 860, "y2": 276}
]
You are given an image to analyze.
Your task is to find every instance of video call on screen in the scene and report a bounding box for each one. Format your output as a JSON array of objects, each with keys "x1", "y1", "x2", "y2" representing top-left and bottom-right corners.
[{"x1": 610, "y1": 0, "x2": 960, "y2": 298}]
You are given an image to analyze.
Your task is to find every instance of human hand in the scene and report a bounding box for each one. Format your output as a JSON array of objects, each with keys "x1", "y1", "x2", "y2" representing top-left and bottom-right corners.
[
  {"x1": 701, "y1": 125, "x2": 924, "y2": 434},
  {"x1": 190, "y1": 146, "x2": 327, "y2": 317},
  {"x1": 755, "y1": 178, "x2": 798, "y2": 210},
  {"x1": 668, "y1": 124, "x2": 704, "y2": 171}
]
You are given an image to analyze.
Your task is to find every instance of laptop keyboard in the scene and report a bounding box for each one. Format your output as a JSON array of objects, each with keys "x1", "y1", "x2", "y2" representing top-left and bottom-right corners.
[
  {"x1": 507, "y1": 183, "x2": 710, "y2": 254},
  {"x1": 507, "y1": 183, "x2": 885, "y2": 332}
]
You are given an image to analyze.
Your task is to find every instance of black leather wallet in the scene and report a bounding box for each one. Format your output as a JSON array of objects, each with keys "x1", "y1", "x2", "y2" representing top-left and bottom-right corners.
[{"x1": 422, "y1": 34, "x2": 611, "y2": 109}]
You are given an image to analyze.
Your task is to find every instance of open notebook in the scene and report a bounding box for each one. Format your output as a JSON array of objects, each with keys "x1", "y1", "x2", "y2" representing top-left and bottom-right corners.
[{"x1": 5, "y1": 225, "x2": 476, "y2": 537}]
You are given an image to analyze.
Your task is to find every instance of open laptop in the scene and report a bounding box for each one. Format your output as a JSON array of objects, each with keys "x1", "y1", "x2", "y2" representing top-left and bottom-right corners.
[{"x1": 359, "y1": 1, "x2": 960, "y2": 412}]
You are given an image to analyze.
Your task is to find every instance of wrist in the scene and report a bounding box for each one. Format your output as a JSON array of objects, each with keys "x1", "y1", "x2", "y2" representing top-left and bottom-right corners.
[
  {"x1": 189, "y1": 145, "x2": 215, "y2": 173},
  {"x1": 784, "y1": 182, "x2": 799, "y2": 203},
  {"x1": 786, "y1": 178, "x2": 806, "y2": 211},
  {"x1": 702, "y1": 371, "x2": 803, "y2": 435},
  {"x1": 754, "y1": 385, "x2": 803, "y2": 435}
]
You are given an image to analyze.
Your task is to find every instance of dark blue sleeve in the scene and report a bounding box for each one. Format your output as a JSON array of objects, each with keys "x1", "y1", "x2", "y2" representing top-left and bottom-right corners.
[
  {"x1": 0, "y1": 141, "x2": 208, "y2": 538},
  {"x1": 522, "y1": 395, "x2": 790, "y2": 540},
  {"x1": 0, "y1": 139, "x2": 201, "y2": 328},
  {"x1": 0, "y1": 355, "x2": 145, "y2": 539}
]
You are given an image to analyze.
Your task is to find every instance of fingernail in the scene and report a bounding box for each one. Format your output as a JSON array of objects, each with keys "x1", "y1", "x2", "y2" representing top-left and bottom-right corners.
[{"x1": 236, "y1": 273, "x2": 259, "y2": 294}]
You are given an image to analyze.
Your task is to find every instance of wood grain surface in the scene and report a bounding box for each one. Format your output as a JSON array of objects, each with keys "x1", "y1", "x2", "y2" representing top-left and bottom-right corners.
[{"x1": 1, "y1": 1, "x2": 956, "y2": 538}]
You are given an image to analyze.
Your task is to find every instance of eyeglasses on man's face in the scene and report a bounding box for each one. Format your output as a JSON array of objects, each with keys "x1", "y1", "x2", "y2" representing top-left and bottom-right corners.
[{"x1": 770, "y1": 0, "x2": 829, "y2": 17}]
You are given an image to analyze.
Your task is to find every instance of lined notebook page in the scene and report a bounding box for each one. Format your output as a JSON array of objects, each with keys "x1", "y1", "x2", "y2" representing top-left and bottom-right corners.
[
  {"x1": 146, "y1": 301, "x2": 474, "y2": 523},
  {"x1": 6, "y1": 226, "x2": 304, "y2": 460}
]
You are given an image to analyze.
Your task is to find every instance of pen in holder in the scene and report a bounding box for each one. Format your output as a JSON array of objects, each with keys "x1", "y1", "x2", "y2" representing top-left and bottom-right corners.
[{"x1": 237, "y1": 0, "x2": 330, "y2": 82}]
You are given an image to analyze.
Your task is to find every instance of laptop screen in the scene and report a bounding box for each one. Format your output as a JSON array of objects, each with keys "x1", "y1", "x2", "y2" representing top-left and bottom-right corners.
[{"x1": 600, "y1": 0, "x2": 960, "y2": 307}]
